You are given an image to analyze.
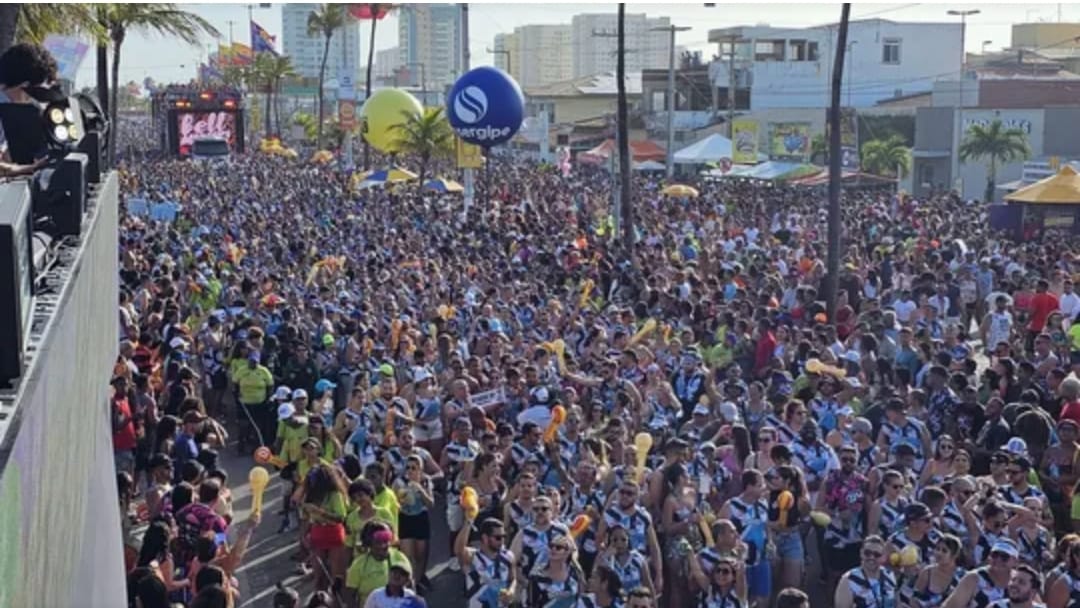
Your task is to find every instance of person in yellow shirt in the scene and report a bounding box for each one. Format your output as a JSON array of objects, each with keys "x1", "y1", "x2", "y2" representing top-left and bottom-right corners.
[
  {"x1": 230, "y1": 351, "x2": 275, "y2": 451},
  {"x1": 274, "y1": 402, "x2": 309, "y2": 534},
  {"x1": 364, "y1": 462, "x2": 401, "y2": 526},
  {"x1": 345, "y1": 479, "x2": 397, "y2": 558},
  {"x1": 345, "y1": 522, "x2": 410, "y2": 607},
  {"x1": 301, "y1": 463, "x2": 350, "y2": 591}
]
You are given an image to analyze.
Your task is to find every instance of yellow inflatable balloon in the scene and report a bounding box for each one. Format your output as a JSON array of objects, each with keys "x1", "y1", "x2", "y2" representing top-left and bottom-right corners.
[{"x1": 360, "y1": 88, "x2": 422, "y2": 153}]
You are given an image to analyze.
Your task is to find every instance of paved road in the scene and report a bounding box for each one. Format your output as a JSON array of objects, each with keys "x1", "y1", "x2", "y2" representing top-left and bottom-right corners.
[{"x1": 219, "y1": 445, "x2": 465, "y2": 607}]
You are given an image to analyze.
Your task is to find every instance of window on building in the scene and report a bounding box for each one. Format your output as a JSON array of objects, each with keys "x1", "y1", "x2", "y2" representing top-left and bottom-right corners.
[
  {"x1": 882, "y1": 38, "x2": 901, "y2": 64},
  {"x1": 790, "y1": 40, "x2": 807, "y2": 61},
  {"x1": 807, "y1": 42, "x2": 820, "y2": 61},
  {"x1": 754, "y1": 39, "x2": 785, "y2": 61}
]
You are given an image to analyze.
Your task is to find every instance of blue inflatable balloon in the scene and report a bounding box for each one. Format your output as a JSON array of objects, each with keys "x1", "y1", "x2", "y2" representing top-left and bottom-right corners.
[{"x1": 446, "y1": 66, "x2": 524, "y2": 148}]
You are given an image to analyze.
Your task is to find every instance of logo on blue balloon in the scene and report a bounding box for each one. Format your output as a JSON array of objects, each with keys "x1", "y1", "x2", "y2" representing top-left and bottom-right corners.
[
  {"x1": 447, "y1": 67, "x2": 524, "y2": 147},
  {"x1": 453, "y1": 86, "x2": 488, "y2": 124}
]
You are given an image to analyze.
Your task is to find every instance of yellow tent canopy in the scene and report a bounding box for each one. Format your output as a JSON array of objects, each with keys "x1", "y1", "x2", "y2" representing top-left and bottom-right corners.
[{"x1": 1005, "y1": 165, "x2": 1080, "y2": 204}]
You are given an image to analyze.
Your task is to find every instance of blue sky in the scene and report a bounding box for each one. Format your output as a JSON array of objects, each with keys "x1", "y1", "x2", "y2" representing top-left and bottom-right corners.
[{"x1": 74, "y1": 2, "x2": 1076, "y2": 89}]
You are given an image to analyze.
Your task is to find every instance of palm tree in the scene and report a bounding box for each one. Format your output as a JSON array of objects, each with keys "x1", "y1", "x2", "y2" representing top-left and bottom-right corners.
[
  {"x1": 0, "y1": 4, "x2": 101, "y2": 53},
  {"x1": 861, "y1": 134, "x2": 910, "y2": 177},
  {"x1": 306, "y1": 3, "x2": 347, "y2": 148},
  {"x1": 824, "y1": 3, "x2": 851, "y2": 321},
  {"x1": 264, "y1": 55, "x2": 296, "y2": 136},
  {"x1": 615, "y1": 3, "x2": 632, "y2": 254},
  {"x1": 392, "y1": 106, "x2": 454, "y2": 191},
  {"x1": 351, "y1": 4, "x2": 394, "y2": 169},
  {"x1": 96, "y1": 4, "x2": 218, "y2": 163},
  {"x1": 959, "y1": 118, "x2": 1031, "y2": 202}
]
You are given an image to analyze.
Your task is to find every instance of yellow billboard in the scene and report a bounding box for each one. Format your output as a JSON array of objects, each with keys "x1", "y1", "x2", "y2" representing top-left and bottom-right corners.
[
  {"x1": 769, "y1": 122, "x2": 812, "y2": 162},
  {"x1": 732, "y1": 119, "x2": 759, "y2": 164},
  {"x1": 456, "y1": 137, "x2": 483, "y2": 169}
]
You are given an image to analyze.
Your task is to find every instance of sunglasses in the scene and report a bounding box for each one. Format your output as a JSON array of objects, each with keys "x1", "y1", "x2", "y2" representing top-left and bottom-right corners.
[
  {"x1": 619, "y1": 488, "x2": 636, "y2": 496},
  {"x1": 888, "y1": 484, "x2": 903, "y2": 490},
  {"x1": 758, "y1": 436, "x2": 774, "y2": 443},
  {"x1": 990, "y1": 551, "x2": 1013, "y2": 561},
  {"x1": 550, "y1": 544, "x2": 570, "y2": 552},
  {"x1": 533, "y1": 506, "x2": 551, "y2": 513},
  {"x1": 490, "y1": 534, "x2": 505, "y2": 541},
  {"x1": 715, "y1": 569, "x2": 734, "y2": 576},
  {"x1": 862, "y1": 549, "x2": 883, "y2": 558}
]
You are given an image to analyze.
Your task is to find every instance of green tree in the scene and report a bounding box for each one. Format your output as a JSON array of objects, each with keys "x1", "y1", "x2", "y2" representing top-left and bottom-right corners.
[
  {"x1": 860, "y1": 134, "x2": 910, "y2": 177},
  {"x1": 95, "y1": 4, "x2": 218, "y2": 162},
  {"x1": 0, "y1": 4, "x2": 101, "y2": 53},
  {"x1": 306, "y1": 3, "x2": 347, "y2": 148},
  {"x1": 354, "y1": 4, "x2": 395, "y2": 169},
  {"x1": 292, "y1": 112, "x2": 318, "y2": 142},
  {"x1": 392, "y1": 106, "x2": 454, "y2": 191},
  {"x1": 959, "y1": 118, "x2": 1031, "y2": 202},
  {"x1": 264, "y1": 55, "x2": 296, "y2": 135}
]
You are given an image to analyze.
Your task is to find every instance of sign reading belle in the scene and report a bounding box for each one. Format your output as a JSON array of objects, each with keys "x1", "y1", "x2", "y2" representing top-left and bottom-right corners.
[{"x1": 446, "y1": 66, "x2": 524, "y2": 149}]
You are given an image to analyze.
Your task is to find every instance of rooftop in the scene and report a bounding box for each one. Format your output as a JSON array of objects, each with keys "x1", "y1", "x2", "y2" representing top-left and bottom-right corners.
[{"x1": 525, "y1": 71, "x2": 643, "y2": 97}]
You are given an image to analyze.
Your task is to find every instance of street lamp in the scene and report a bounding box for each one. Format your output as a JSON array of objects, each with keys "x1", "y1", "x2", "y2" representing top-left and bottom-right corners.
[
  {"x1": 947, "y1": 9, "x2": 981, "y2": 72},
  {"x1": 487, "y1": 48, "x2": 511, "y2": 74},
  {"x1": 651, "y1": 24, "x2": 691, "y2": 178}
]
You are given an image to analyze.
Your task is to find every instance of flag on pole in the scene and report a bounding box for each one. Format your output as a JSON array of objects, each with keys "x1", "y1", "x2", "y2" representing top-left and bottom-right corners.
[
  {"x1": 231, "y1": 42, "x2": 254, "y2": 65},
  {"x1": 250, "y1": 20, "x2": 278, "y2": 55},
  {"x1": 218, "y1": 43, "x2": 235, "y2": 66}
]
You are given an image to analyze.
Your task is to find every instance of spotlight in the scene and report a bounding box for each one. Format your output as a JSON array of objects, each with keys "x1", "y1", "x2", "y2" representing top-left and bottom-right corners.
[
  {"x1": 198, "y1": 91, "x2": 213, "y2": 101},
  {"x1": 223, "y1": 99, "x2": 236, "y2": 109}
]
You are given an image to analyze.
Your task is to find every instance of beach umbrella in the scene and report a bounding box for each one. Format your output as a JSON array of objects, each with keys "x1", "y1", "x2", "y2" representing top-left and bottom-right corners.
[
  {"x1": 423, "y1": 178, "x2": 464, "y2": 193},
  {"x1": 353, "y1": 167, "x2": 418, "y2": 184},
  {"x1": 661, "y1": 184, "x2": 699, "y2": 198}
]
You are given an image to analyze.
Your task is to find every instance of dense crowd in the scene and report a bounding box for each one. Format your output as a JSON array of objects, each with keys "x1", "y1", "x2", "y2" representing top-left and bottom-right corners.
[{"x1": 109, "y1": 143, "x2": 1080, "y2": 608}]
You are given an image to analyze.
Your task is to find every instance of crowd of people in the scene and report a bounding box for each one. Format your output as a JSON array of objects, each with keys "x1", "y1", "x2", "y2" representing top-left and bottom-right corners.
[{"x1": 110, "y1": 135, "x2": 1080, "y2": 608}]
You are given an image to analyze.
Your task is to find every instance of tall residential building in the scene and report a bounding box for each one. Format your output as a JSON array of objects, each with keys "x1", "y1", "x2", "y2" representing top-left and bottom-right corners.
[
  {"x1": 398, "y1": 4, "x2": 463, "y2": 90},
  {"x1": 494, "y1": 25, "x2": 572, "y2": 88},
  {"x1": 493, "y1": 32, "x2": 519, "y2": 78},
  {"x1": 571, "y1": 13, "x2": 671, "y2": 77},
  {"x1": 281, "y1": 4, "x2": 362, "y2": 84},
  {"x1": 375, "y1": 46, "x2": 402, "y2": 79}
]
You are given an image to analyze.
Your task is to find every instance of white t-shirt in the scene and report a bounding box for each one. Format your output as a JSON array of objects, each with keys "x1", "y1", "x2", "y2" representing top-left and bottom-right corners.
[
  {"x1": 363, "y1": 587, "x2": 423, "y2": 608},
  {"x1": 1060, "y1": 291, "x2": 1080, "y2": 323}
]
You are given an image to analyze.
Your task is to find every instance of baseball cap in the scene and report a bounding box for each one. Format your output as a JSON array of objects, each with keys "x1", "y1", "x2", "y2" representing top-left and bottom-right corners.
[
  {"x1": 292, "y1": 388, "x2": 308, "y2": 400},
  {"x1": 169, "y1": 336, "x2": 188, "y2": 349},
  {"x1": 389, "y1": 559, "x2": 413, "y2": 576},
  {"x1": 148, "y1": 453, "x2": 172, "y2": 470},
  {"x1": 278, "y1": 402, "x2": 296, "y2": 420},
  {"x1": 413, "y1": 368, "x2": 433, "y2": 384},
  {"x1": 378, "y1": 363, "x2": 395, "y2": 377},
  {"x1": 248, "y1": 350, "x2": 261, "y2": 362},
  {"x1": 1005, "y1": 437, "x2": 1028, "y2": 456},
  {"x1": 850, "y1": 417, "x2": 873, "y2": 436},
  {"x1": 273, "y1": 386, "x2": 292, "y2": 401},
  {"x1": 315, "y1": 379, "x2": 337, "y2": 394},
  {"x1": 990, "y1": 539, "x2": 1019, "y2": 559},
  {"x1": 692, "y1": 403, "x2": 711, "y2": 416},
  {"x1": 718, "y1": 401, "x2": 740, "y2": 422}
]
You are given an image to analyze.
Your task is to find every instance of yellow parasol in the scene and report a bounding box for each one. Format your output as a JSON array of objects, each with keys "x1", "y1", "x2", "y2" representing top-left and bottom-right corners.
[{"x1": 661, "y1": 184, "x2": 700, "y2": 198}]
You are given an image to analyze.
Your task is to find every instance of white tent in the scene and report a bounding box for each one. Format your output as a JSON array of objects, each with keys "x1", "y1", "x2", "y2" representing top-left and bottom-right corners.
[
  {"x1": 633, "y1": 160, "x2": 665, "y2": 171},
  {"x1": 675, "y1": 132, "x2": 769, "y2": 164},
  {"x1": 674, "y1": 133, "x2": 733, "y2": 164}
]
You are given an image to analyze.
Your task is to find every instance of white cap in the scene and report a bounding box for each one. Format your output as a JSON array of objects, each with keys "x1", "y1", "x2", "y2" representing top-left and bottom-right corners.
[
  {"x1": 844, "y1": 350, "x2": 861, "y2": 363},
  {"x1": 169, "y1": 336, "x2": 188, "y2": 349},
  {"x1": 1005, "y1": 437, "x2": 1028, "y2": 456},
  {"x1": 692, "y1": 403, "x2": 711, "y2": 416},
  {"x1": 273, "y1": 386, "x2": 292, "y2": 401},
  {"x1": 292, "y1": 388, "x2": 309, "y2": 400},
  {"x1": 413, "y1": 368, "x2": 433, "y2": 384},
  {"x1": 277, "y1": 402, "x2": 296, "y2": 420}
]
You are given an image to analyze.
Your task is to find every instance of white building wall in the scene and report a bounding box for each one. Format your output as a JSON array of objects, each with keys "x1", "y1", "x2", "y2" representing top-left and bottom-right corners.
[
  {"x1": 375, "y1": 47, "x2": 402, "y2": 79},
  {"x1": 281, "y1": 3, "x2": 362, "y2": 83},
  {"x1": 398, "y1": 4, "x2": 463, "y2": 89},
  {"x1": 709, "y1": 19, "x2": 962, "y2": 109},
  {"x1": 571, "y1": 13, "x2": 670, "y2": 77},
  {"x1": 518, "y1": 25, "x2": 573, "y2": 87},
  {"x1": 957, "y1": 108, "x2": 1045, "y2": 200}
]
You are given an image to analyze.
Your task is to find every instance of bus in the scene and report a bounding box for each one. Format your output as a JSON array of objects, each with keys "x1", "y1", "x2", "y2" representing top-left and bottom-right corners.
[{"x1": 190, "y1": 136, "x2": 230, "y2": 160}]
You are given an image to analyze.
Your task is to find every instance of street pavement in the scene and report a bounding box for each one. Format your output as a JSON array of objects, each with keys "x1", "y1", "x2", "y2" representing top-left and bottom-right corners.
[{"x1": 219, "y1": 446, "x2": 465, "y2": 607}]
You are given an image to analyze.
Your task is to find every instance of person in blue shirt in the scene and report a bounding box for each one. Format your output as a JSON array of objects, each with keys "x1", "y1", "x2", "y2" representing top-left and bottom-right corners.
[{"x1": 171, "y1": 410, "x2": 204, "y2": 483}]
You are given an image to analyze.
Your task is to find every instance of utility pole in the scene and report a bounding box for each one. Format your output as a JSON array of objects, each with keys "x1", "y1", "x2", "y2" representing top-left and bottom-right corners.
[
  {"x1": 726, "y1": 34, "x2": 737, "y2": 139},
  {"x1": 487, "y1": 47, "x2": 511, "y2": 75},
  {"x1": 825, "y1": 3, "x2": 851, "y2": 321},
  {"x1": 652, "y1": 24, "x2": 690, "y2": 178},
  {"x1": 616, "y1": 4, "x2": 632, "y2": 255},
  {"x1": 947, "y1": 9, "x2": 980, "y2": 73},
  {"x1": 461, "y1": 3, "x2": 474, "y2": 218},
  {"x1": 226, "y1": 20, "x2": 236, "y2": 46},
  {"x1": 591, "y1": 27, "x2": 635, "y2": 236}
]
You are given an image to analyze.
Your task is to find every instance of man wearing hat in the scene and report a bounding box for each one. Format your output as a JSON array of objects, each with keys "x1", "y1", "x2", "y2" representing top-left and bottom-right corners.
[
  {"x1": 232, "y1": 349, "x2": 275, "y2": 453},
  {"x1": 942, "y1": 538, "x2": 1018, "y2": 608},
  {"x1": 361, "y1": 559, "x2": 424, "y2": 607},
  {"x1": 672, "y1": 348, "x2": 707, "y2": 421}
]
